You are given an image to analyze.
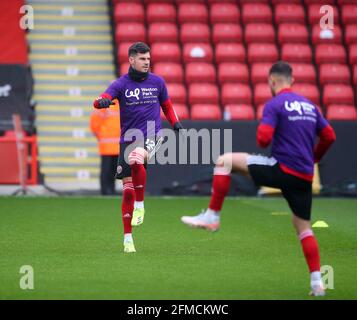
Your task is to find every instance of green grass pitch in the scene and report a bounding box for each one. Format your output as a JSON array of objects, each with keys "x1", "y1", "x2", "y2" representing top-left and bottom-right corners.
[{"x1": 0, "y1": 196, "x2": 356, "y2": 300}]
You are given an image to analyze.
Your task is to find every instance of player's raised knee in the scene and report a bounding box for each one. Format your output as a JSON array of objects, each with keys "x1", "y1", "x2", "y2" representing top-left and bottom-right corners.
[{"x1": 128, "y1": 149, "x2": 145, "y2": 165}]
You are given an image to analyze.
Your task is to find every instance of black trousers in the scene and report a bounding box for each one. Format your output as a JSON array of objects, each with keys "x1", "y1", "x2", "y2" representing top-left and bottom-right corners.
[{"x1": 100, "y1": 155, "x2": 118, "y2": 195}]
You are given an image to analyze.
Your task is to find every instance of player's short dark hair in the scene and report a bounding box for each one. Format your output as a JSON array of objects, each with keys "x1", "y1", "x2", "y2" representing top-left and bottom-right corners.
[
  {"x1": 128, "y1": 42, "x2": 151, "y2": 57},
  {"x1": 269, "y1": 61, "x2": 292, "y2": 79}
]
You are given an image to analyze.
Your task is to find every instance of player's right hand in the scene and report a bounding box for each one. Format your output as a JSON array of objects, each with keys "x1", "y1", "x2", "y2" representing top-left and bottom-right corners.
[{"x1": 93, "y1": 93, "x2": 114, "y2": 109}]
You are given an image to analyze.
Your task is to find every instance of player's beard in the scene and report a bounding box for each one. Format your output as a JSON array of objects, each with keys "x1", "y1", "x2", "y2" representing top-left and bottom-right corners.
[{"x1": 128, "y1": 65, "x2": 149, "y2": 82}]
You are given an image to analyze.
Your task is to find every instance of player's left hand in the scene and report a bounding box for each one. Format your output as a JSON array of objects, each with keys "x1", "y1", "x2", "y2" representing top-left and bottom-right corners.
[{"x1": 174, "y1": 122, "x2": 187, "y2": 141}]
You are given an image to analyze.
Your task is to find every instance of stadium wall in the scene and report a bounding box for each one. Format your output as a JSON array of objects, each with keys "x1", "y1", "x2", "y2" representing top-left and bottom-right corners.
[{"x1": 146, "y1": 121, "x2": 357, "y2": 197}]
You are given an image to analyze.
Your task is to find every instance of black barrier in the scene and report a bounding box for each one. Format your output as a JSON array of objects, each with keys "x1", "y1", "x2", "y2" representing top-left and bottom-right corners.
[
  {"x1": 146, "y1": 120, "x2": 357, "y2": 196},
  {"x1": 0, "y1": 64, "x2": 34, "y2": 132}
]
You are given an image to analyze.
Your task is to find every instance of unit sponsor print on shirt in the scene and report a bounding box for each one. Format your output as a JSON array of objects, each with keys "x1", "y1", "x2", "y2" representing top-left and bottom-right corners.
[
  {"x1": 285, "y1": 100, "x2": 317, "y2": 123},
  {"x1": 125, "y1": 87, "x2": 159, "y2": 106}
]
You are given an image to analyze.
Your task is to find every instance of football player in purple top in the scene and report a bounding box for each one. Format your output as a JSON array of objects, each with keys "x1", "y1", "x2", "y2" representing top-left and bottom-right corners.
[{"x1": 181, "y1": 61, "x2": 336, "y2": 296}]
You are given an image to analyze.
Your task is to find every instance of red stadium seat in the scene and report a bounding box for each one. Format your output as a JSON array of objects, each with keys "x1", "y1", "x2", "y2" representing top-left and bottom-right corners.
[
  {"x1": 114, "y1": 2, "x2": 144, "y2": 23},
  {"x1": 218, "y1": 63, "x2": 249, "y2": 84},
  {"x1": 161, "y1": 104, "x2": 190, "y2": 121},
  {"x1": 323, "y1": 84, "x2": 355, "y2": 106},
  {"x1": 183, "y1": 43, "x2": 213, "y2": 63},
  {"x1": 167, "y1": 83, "x2": 187, "y2": 104},
  {"x1": 354, "y1": 64, "x2": 357, "y2": 85},
  {"x1": 281, "y1": 44, "x2": 312, "y2": 63},
  {"x1": 240, "y1": 0, "x2": 269, "y2": 3},
  {"x1": 308, "y1": 5, "x2": 339, "y2": 25},
  {"x1": 221, "y1": 83, "x2": 252, "y2": 105},
  {"x1": 178, "y1": 3, "x2": 208, "y2": 23},
  {"x1": 345, "y1": 25, "x2": 357, "y2": 45},
  {"x1": 315, "y1": 44, "x2": 346, "y2": 64},
  {"x1": 180, "y1": 23, "x2": 210, "y2": 43},
  {"x1": 189, "y1": 83, "x2": 220, "y2": 105},
  {"x1": 342, "y1": 5, "x2": 357, "y2": 25},
  {"x1": 153, "y1": 63, "x2": 184, "y2": 83},
  {"x1": 147, "y1": 3, "x2": 176, "y2": 23},
  {"x1": 256, "y1": 104, "x2": 265, "y2": 120},
  {"x1": 115, "y1": 23, "x2": 146, "y2": 43},
  {"x1": 326, "y1": 105, "x2": 357, "y2": 120},
  {"x1": 144, "y1": 0, "x2": 175, "y2": 3},
  {"x1": 185, "y1": 63, "x2": 216, "y2": 83},
  {"x1": 304, "y1": 0, "x2": 335, "y2": 4},
  {"x1": 274, "y1": 4, "x2": 305, "y2": 24},
  {"x1": 311, "y1": 25, "x2": 342, "y2": 45},
  {"x1": 254, "y1": 83, "x2": 272, "y2": 106},
  {"x1": 191, "y1": 104, "x2": 222, "y2": 120},
  {"x1": 212, "y1": 24, "x2": 243, "y2": 44},
  {"x1": 247, "y1": 43, "x2": 278, "y2": 63},
  {"x1": 210, "y1": 3, "x2": 240, "y2": 24},
  {"x1": 349, "y1": 45, "x2": 357, "y2": 65},
  {"x1": 278, "y1": 24, "x2": 309, "y2": 44},
  {"x1": 292, "y1": 83, "x2": 320, "y2": 105},
  {"x1": 272, "y1": 0, "x2": 301, "y2": 3},
  {"x1": 120, "y1": 62, "x2": 130, "y2": 75},
  {"x1": 319, "y1": 64, "x2": 350, "y2": 85},
  {"x1": 151, "y1": 43, "x2": 181, "y2": 62},
  {"x1": 176, "y1": 0, "x2": 205, "y2": 3},
  {"x1": 215, "y1": 43, "x2": 245, "y2": 63},
  {"x1": 148, "y1": 23, "x2": 178, "y2": 43},
  {"x1": 251, "y1": 63, "x2": 271, "y2": 84},
  {"x1": 290, "y1": 63, "x2": 316, "y2": 84},
  {"x1": 224, "y1": 105, "x2": 255, "y2": 121},
  {"x1": 207, "y1": 0, "x2": 236, "y2": 3},
  {"x1": 245, "y1": 23, "x2": 275, "y2": 44},
  {"x1": 242, "y1": 4, "x2": 272, "y2": 24},
  {"x1": 117, "y1": 42, "x2": 132, "y2": 64}
]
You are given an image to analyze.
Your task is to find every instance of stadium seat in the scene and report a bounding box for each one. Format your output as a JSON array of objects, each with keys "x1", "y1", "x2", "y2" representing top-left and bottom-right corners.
[
  {"x1": 274, "y1": 4, "x2": 305, "y2": 25},
  {"x1": 240, "y1": 0, "x2": 269, "y2": 3},
  {"x1": 207, "y1": 0, "x2": 236, "y2": 3},
  {"x1": 153, "y1": 63, "x2": 184, "y2": 83},
  {"x1": 224, "y1": 105, "x2": 255, "y2": 121},
  {"x1": 345, "y1": 25, "x2": 357, "y2": 45},
  {"x1": 315, "y1": 44, "x2": 346, "y2": 64},
  {"x1": 212, "y1": 24, "x2": 243, "y2": 44},
  {"x1": 349, "y1": 45, "x2": 357, "y2": 65},
  {"x1": 247, "y1": 43, "x2": 278, "y2": 63},
  {"x1": 323, "y1": 84, "x2": 355, "y2": 106},
  {"x1": 161, "y1": 104, "x2": 190, "y2": 121},
  {"x1": 319, "y1": 64, "x2": 350, "y2": 85},
  {"x1": 115, "y1": 23, "x2": 146, "y2": 43},
  {"x1": 176, "y1": 0, "x2": 205, "y2": 3},
  {"x1": 151, "y1": 43, "x2": 181, "y2": 62},
  {"x1": 215, "y1": 43, "x2": 245, "y2": 63},
  {"x1": 218, "y1": 63, "x2": 249, "y2": 84},
  {"x1": 278, "y1": 24, "x2": 309, "y2": 44},
  {"x1": 166, "y1": 83, "x2": 187, "y2": 104},
  {"x1": 272, "y1": 0, "x2": 301, "y2": 3},
  {"x1": 117, "y1": 42, "x2": 132, "y2": 64},
  {"x1": 242, "y1": 3, "x2": 272, "y2": 24},
  {"x1": 308, "y1": 5, "x2": 339, "y2": 25},
  {"x1": 146, "y1": 3, "x2": 176, "y2": 23},
  {"x1": 221, "y1": 83, "x2": 252, "y2": 105},
  {"x1": 290, "y1": 63, "x2": 316, "y2": 84},
  {"x1": 326, "y1": 105, "x2": 357, "y2": 120},
  {"x1": 311, "y1": 25, "x2": 342, "y2": 45},
  {"x1": 292, "y1": 83, "x2": 320, "y2": 105},
  {"x1": 191, "y1": 104, "x2": 222, "y2": 120},
  {"x1": 281, "y1": 44, "x2": 312, "y2": 63},
  {"x1": 341, "y1": 5, "x2": 357, "y2": 25},
  {"x1": 304, "y1": 0, "x2": 335, "y2": 4},
  {"x1": 120, "y1": 62, "x2": 130, "y2": 75},
  {"x1": 148, "y1": 23, "x2": 178, "y2": 43},
  {"x1": 210, "y1": 3, "x2": 240, "y2": 24},
  {"x1": 245, "y1": 23, "x2": 275, "y2": 44},
  {"x1": 256, "y1": 104, "x2": 265, "y2": 120},
  {"x1": 114, "y1": 2, "x2": 144, "y2": 23},
  {"x1": 178, "y1": 3, "x2": 208, "y2": 23},
  {"x1": 254, "y1": 83, "x2": 272, "y2": 106},
  {"x1": 251, "y1": 63, "x2": 271, "y2": 84},
  {"x1": 185, "y1": 63, "x2": 216, "y2": 83},
  {"x1": 144, "y1": 0, "x2": 175, "y2": 3},
  {"x1": 189, "y1": 83, "x2": 220, "y2": 105},
  {"x1": 183, "y1": 43, "x2": 213, "y2": 63},
  {"x1": 354, "y1": 65, "x2": 357, "y2": 85},
  {"x1": 180, "y1": 23, "x2": 210, "y2": 43}
]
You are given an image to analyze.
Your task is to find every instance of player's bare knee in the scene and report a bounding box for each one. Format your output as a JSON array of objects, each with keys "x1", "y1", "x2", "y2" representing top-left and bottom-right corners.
[{"x1": 128, "y1": 148, "x2": 146, "y2": 165}]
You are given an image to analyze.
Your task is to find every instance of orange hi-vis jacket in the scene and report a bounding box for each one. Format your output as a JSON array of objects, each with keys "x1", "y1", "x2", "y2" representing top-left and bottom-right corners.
[{"x1": 89, "y1": 100, "x2": 120, "y2": 156}]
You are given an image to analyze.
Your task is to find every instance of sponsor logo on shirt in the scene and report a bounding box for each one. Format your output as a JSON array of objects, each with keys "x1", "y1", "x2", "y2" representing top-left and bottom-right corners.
[
  {"x1": 285, "y1": 100, "x2": 317, "y2": 123},
  {"x1": 125, "y1": 88, "x2": 140, "y2": 100}
]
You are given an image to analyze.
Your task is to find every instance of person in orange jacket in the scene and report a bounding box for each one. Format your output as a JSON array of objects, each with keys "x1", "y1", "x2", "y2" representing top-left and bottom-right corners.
[{"x1": 90, "y1": 99, "x2": 121, "y2": 195}]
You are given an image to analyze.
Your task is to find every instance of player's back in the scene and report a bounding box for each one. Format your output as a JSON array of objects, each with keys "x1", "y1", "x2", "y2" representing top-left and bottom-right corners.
[{"x1": 263, "y1": 89, "x2": 328, "y2": 176}]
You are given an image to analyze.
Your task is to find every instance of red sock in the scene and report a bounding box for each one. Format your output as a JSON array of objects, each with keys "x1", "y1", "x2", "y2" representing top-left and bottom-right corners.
[
  {"x1": 129, "y1": 151, "x2": 146, "y2": 202},
  {"x1": 299, "y1": 230, "x2": 321, "y2": 273},
  {"x1": 208, "y1": 167, "x2": 231, "y2": 212},
  {"x1": 122, "y1": 181, "x2": 135, "y2": 234}
]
